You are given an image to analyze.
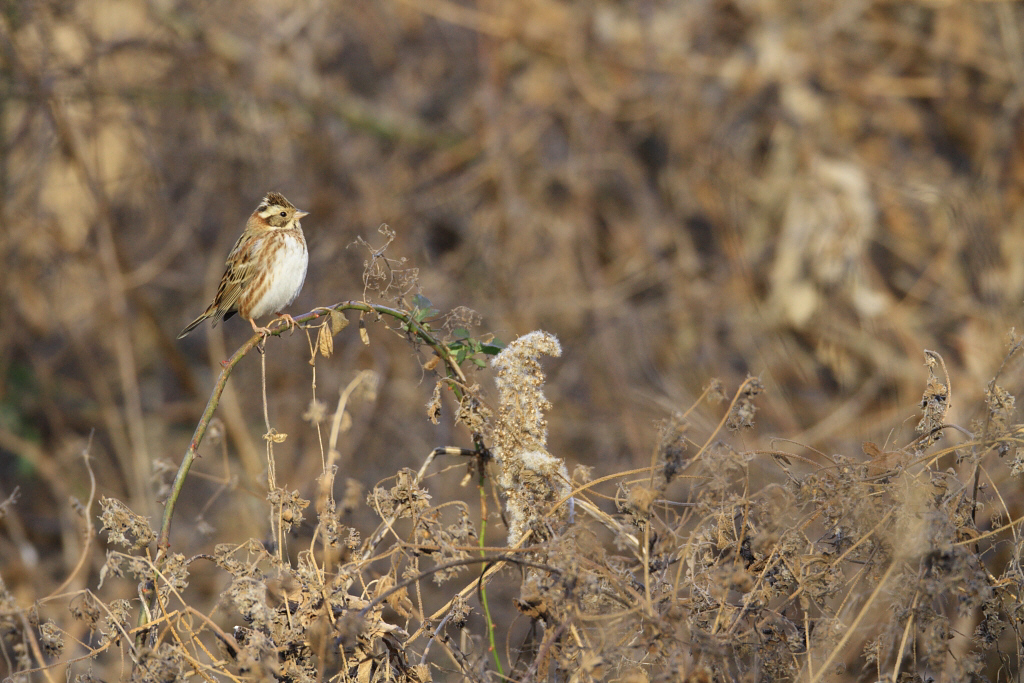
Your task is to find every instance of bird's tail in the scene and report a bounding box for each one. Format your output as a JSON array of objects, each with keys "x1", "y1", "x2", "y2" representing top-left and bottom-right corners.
[{"x1": 178, "y1": 308, "x2": 216, "y2": 339}]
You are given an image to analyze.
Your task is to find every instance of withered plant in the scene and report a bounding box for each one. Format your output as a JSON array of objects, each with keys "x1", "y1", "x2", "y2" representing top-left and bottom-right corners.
[{"x1": 4, "y1": 231, "x2": 1024, "y2": 682}]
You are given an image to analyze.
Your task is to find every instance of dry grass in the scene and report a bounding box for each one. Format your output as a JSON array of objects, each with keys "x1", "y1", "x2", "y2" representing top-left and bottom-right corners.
[{"x1": 3, "y1": 0, "x2": 1024, "y2": 680}]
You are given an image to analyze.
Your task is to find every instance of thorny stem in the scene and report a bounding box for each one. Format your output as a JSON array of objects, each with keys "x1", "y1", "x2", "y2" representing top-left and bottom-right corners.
[
  {"x1": 154, "y1": 300, "x2": 481, "y2": 559},
  {"x1": 146, "y1": 298, "x2": 484, "y2": 639},
  {"x1": 156, "y1": 332, "x2": 262, "y2": 555},
  {"x1": 147, "y1": 299, "x2": 489, "y2": 649}
]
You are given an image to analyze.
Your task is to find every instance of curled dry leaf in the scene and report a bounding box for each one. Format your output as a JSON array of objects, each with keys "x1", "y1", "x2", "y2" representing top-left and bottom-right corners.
[
  {"x1": 317, "y1": 324, "x2": 334, "y2": 359},
  {"x1": 263, "y1": 429, "x2": 288, "y2": 443}
]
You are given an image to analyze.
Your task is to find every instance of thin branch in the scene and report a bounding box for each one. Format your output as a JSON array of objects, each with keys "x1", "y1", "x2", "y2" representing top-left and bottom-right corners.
[{"x1": 156, "y1": 300, "x2": 482, "y2": 556}]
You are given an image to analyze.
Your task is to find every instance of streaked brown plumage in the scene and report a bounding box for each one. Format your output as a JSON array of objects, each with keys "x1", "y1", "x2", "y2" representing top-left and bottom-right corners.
[{"x1": 178, "y1": 192, "x2": 309, "y2": 339}]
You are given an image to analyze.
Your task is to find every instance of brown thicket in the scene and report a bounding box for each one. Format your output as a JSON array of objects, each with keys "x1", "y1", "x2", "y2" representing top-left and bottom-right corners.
[{"x1": 3, "y1": 1, "x2": 1024, "y2": 681}]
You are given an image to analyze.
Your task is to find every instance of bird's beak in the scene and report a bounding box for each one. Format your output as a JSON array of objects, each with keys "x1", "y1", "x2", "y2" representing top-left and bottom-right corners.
[{"x1": 295, "y1": 211, "x2": 309, "y2": 219}]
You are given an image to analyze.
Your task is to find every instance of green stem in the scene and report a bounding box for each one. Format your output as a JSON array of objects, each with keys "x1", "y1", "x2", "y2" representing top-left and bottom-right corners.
[
  {"x1": 147, "y1": 300, "x2": 482, "y2": 634},
  {"x1": 478, "y1": 470, "x2": 504, "y2": 677},
  {"x1": 156, "y1": 334, "x2": 259, "y2": 552},
  {"x1": 156, "y1": 300, "x2": 472, "y2": 556}
]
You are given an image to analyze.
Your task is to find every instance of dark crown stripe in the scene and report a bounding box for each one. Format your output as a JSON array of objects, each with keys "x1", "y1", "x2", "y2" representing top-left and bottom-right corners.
[{"x1": 263, "y1": 191, "x2": 295, "y2": 209}]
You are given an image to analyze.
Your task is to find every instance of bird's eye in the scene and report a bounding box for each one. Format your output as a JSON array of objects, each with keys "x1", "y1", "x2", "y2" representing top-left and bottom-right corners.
[{"x1": 280, "y1": 211, "x2": 287, "y2": 217}]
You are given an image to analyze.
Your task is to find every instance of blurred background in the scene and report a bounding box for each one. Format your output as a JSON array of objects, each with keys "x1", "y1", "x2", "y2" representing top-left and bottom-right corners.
[{"x1": 3, "y1": 0, "x2": 1024, "y2": 675}]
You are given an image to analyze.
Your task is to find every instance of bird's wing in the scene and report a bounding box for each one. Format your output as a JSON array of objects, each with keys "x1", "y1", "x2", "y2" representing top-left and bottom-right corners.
[{"x1": 211, "y1": 232, "x2": 264, "y2": 319}]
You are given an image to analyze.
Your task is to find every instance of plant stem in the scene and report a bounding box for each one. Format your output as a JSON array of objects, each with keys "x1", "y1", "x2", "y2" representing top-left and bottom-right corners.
[{"x1": 156, "y1": 300, "x2": 474, "y2": 558}]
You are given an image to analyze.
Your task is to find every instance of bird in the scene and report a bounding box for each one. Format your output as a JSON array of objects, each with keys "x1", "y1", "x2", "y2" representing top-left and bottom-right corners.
[{"x1": 178, "y1": 192, "x2": 309, "y2": 339}]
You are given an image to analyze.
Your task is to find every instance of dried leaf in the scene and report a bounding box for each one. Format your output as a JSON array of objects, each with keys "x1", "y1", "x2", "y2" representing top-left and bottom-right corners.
[
  {"x1": 330, "y1": 309, "x2": 349, "y2": 335},
  {"x1": 409, "y1": 663, "x2": 432, "y2": 682},
  {"x1": 385, "y1": 586, "x2": 414, "y2": 619},
  {"x1": 264, "y1": 429, "x2": 288, "y2": 443},
  {"x1": 317, "y1": 324, "x2": 334, "y2": 358},
  {"x1": 99, "y1": 497, "x2": 156, "y2": 549},
  {"x1": 427, "y1": 382, "x2": 442, "y2": 424}
]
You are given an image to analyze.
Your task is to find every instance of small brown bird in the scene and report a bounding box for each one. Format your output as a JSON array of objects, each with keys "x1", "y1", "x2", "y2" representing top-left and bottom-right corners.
[{"x1": 178, "y1": 192, "x2": 309, "y2": 339}]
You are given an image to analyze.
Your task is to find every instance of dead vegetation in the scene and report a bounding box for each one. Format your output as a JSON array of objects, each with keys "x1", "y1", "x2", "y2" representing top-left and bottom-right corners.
[
  {"x1": 4, "y1": 0, "x2": 1024, "y2": 681},
  {"x1": 7, "y1": 295, "x2": 1024, "y2": 681}
]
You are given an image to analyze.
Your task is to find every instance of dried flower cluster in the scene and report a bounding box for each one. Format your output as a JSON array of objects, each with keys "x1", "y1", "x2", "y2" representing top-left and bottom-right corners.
[
  {"x1": 3, "y1": 326, "x2": 1024, "y2": 682},
  {"x1": 491, "y1": 331, "x2": 568, "y2": 546}
]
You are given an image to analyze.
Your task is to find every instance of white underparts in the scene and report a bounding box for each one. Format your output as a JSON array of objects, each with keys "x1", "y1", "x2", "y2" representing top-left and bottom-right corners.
[{"x1": 245, "y1": 233, "x2": 308, "y2": 319}]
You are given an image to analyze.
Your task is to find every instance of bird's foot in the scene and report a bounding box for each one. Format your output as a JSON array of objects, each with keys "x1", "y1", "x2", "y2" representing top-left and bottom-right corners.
[
  {"x1": 248, "y1": 318, "x2": 272, "y2": 337},
  {"x1": 249, "y1": 319, "x2": 271, "y2": 353},
  {"x1": 274, "y1": 312, "x2": 301, "y2": 334}
]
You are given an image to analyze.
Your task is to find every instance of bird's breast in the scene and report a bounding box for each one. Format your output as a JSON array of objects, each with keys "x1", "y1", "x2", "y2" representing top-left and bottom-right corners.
[{"x1": 238, "y1": 231, "x2": 309, "y2": 320}]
